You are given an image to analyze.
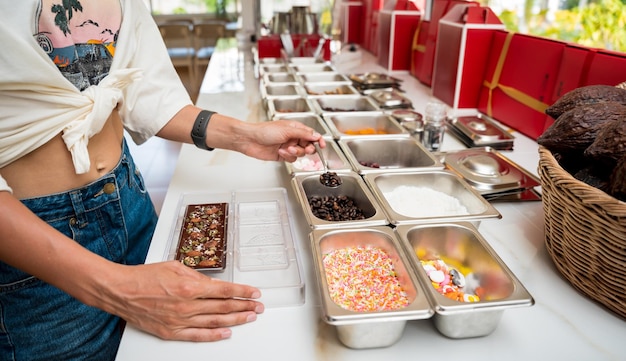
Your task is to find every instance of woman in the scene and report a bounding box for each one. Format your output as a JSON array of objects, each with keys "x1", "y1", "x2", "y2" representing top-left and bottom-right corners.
[{"x1": 0, "y1": 1, "x2": 325, "y2": 360}]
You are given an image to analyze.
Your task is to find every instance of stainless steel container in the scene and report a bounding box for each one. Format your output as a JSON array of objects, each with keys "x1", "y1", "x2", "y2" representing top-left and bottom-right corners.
[
  {"x1": 395, "y1": 222, "x2": 534, "y2": 338},
  {"x1": 259, "y1": 64, "x2": 291, "y2": 77},
  {"x1": 363, "y1": 171, "x2": 501, "y2": 225},
  {"x1": 260, "y1": 83, "x2": 303, "y2": 100},
  {"x1": 272, "y1": 114, "x2": 333, "y2": 140},
  {"x1": 310, "y1": 226, "x2": 433, "y2": 348},
  {"x1": 285, "y1": 140, "x2": 352, "y2": 176},
  {"x1": 263, "y1": 72, "x2": 299, "y2": 85},
  {"x1": 291, "y1": 64, "x2": 336, "y2": 74},
  {"x1": 297, "y1": 72, "x2": 351, "y2": 84},
  {"x1": 313, "y1": 96, "x2": 380, "y2": 115},
  {"x1": 337, "y1": 137, "x2": 444, "y2": 174},
  {"x1": 266, "y1": 97, "x2": 316, "y2": 119},
  {"x1": 323, "y1": 113, "x2": 409, "y2": 140},
  {"x1": 291, "y1": 172, "x2": 388, "y2": 229},
  {"x1": 288, "y1": 57, "x2": 325, "y2": 65},
  {"x1": 257, "y1": 57, "x2": 285, "y2": 65},
  {"x1": 303, "y1": 83, "x2": 360, "y2": 97}
]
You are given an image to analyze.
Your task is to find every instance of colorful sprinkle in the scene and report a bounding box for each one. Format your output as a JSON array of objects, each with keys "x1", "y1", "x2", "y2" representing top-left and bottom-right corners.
[{"x1": 322, "y1": 246, "x2": 410, "y2": 312}]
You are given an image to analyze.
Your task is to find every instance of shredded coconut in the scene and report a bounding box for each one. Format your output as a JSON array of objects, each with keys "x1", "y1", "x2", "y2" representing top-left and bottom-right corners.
[{"x1": 383, "y1": 185, "x2": 469, "y2": 217}]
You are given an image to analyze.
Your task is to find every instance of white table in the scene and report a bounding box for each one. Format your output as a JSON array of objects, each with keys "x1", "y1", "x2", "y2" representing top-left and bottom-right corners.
[{"x1": 116, "y1": 39, "x2": 625, "y2": 361}]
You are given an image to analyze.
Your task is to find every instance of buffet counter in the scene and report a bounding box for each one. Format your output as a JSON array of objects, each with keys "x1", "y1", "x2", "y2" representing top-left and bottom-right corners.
[{"x1": 115, "y1": 38, "x2": 625, "y2": 360}]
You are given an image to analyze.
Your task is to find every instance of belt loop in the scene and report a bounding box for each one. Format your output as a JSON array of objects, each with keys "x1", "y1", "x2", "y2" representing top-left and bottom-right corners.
[{"x1": 69, "y1": 190, "x2": 88, "y2": 228}]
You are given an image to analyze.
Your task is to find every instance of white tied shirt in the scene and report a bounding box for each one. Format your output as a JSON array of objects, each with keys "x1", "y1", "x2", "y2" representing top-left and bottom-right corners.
[{"x1": 0, "y1": 0, "x2": 192, "y2": 193}]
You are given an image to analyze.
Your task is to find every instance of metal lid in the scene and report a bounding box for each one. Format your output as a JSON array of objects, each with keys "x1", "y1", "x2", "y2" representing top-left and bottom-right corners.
[
  {"x1": 391, "y1": 109, "x2": 423, "y2": 122},
  {"x1": 368, "y1": 90, "x2": 412, "y2": 109},
  {"x1": 443, "y1": 148, "x2": 540, "y2": 193}
]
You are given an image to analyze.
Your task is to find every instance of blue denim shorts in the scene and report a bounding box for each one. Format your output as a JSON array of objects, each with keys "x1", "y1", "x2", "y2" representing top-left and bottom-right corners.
[{"x1": 0, "y1": 140, "x2": 158, "y2": 361}]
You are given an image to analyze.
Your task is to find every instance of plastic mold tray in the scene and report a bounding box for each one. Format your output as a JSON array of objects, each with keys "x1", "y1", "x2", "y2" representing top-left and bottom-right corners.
[{"x1": 164, "y1": 188, "x2": 305, "y2": 308}]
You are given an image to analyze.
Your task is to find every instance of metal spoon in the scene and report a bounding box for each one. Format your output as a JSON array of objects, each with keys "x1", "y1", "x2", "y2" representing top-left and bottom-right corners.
[{"x1": 313, "y1": 142, "x2": 342, "y2": 187}]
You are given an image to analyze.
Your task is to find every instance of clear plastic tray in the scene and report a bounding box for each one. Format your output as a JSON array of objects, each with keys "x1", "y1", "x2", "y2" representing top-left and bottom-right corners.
[{"x1": 164, "y1": 188, "x2": 305, "y2": 308}]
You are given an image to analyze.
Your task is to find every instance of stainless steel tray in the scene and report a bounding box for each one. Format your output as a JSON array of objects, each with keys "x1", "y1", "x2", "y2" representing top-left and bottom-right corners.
[
  {"x1": 266, "y1": 97, "x2": 316, "y2": 119},
  {"x1": 303, "y1": 83, "x2": 360, "y2": 97},
  {"x1": 263, "y1": 72, "x2": 299, "y2": 85},
  {"x1": 313, "y1": 96, "x2": 381, "y2": 115},
  {"x1": 291, "y1": 172, "x2": 388, "y2": 229},
  {"x1": 337, "y1": 137, "x2": 444, "y2": 174},
  {"x1": 291, "y1": 64, "x2": 336, "y2": 74},
  {"x1": 395, "y1": 222, "x2": 534, "y2": 338},
  {"x1": 310, "y1": 226, "x2": 433, "y2": 348},
  {"x1": 323, "y1": 113, "x2": 409, "y2": 140},
  {"x1": 297, "y1": 72, "x2": 351, "y2": 85},
  {"x1": 285, "y1": 140, "x2": 352, "y2": 176},
  {"x1": 260, "y1": 83, "x2": 304, "y2": 100},
  {"x1": 272, "y1": 114, "x2": 334, "y2": 140},
  {"x1": 363, "y1": 171, "x2": 501, "y2": 226}
]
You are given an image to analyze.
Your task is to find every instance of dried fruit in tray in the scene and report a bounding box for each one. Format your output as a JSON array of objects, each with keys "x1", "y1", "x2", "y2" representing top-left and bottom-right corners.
[{"x1": 175, "y1": 203, "x2": 228, "y2": 270}]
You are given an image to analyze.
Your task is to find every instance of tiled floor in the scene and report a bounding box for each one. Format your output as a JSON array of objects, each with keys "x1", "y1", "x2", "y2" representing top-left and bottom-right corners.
[{"x1": 126, "y1": 65, "x2": 204, "y2": 214}]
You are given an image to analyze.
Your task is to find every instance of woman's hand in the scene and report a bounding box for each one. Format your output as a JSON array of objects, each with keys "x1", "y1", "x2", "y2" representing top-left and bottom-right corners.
[
  {"x1": 237, "y1": 119, "x2": 326, "y2": 162},
  {"x1": 102, "y1": 261, "x2": 264, "y2": 342}
]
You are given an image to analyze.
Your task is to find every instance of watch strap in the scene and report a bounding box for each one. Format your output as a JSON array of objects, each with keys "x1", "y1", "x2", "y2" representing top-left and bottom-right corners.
[{"x1": 191, "y1": 110, "x2": 215, "y2": 151}]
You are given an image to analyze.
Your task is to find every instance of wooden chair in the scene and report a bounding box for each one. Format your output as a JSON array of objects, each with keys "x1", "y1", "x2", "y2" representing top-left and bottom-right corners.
[
  {"x1": 192, "y1": 21, "x2": 226, "y2": 78},
  {"x1": 158, "y1": 21, "x2": 197, "y2": 89}
]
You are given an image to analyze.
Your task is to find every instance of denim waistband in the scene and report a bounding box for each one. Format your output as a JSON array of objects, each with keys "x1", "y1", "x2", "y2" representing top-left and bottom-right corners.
[{"x1": 20, "y1": 140, "x2": 131, "y2": 224}]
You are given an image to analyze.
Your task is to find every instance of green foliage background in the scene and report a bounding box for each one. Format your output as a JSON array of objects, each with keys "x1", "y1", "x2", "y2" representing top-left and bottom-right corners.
[{"x1": 483, "y1": 0, "x2": 626, "y2": 52}]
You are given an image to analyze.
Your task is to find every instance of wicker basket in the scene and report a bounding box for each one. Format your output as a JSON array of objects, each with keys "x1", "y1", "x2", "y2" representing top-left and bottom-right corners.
[{"x1": 538, "y1": 146, "x2": 626, "y2": 319}]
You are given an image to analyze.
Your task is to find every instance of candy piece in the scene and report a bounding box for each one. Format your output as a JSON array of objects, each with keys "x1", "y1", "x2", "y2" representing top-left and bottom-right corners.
[
  {"x1": 449, "y1": 268, "x2": 466, "y2": 287},
  {"x1": 420, "y1": 258, "x2": 481, "y2": 303},
  {"x1": 428, "y1": 270, "x2": 445, "y2": 283}
]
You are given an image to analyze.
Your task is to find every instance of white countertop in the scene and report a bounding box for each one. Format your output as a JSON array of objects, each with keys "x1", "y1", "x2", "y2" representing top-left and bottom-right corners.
[{"x1": 115, "y1": 39, "x2": 625, "y2": 361}]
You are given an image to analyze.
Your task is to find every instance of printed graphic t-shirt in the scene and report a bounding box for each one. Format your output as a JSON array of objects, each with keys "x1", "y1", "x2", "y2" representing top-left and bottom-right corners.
[{"x1": 35, "y1": 0, "x2": 121, "y2": 91}]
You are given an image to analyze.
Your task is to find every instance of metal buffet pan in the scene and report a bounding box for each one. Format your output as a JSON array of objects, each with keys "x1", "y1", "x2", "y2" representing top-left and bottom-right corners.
[
  {"x1": 272, "y1": 113, "x2": 334, "y2": 140},
  {"x1": 291, "y1": 171, "x2": 388, "y2": 229},
  {"x1": 312, "y1": 96, "x2": 380, "y2": 115},
  {"x1": 266, "y1": 97, "x2": 316, "y2": 120},
  {"x1": 395, "y1": 222, "x2": 534, "y2": 338},
  {"x1": 285, "y1": 140, "x2": 352, "y2": 176},
  {"x1": 303, "y1": 83, "x2": 360, "y2": 97},
  {"x1": 323, "y1": 112, "x2": 409, "y2": 140},
  {"x1": 262, "y1": 72, "x2": 299, "y2": 85},
  {"x1": 290, "y1": 63, "x2": 336, "y2": 74},
  {"x1": 310, "y1": 226, "x2": 433, "y2": 348},
  {"x1": 297, "y1": 72, "x2": 352, "y2": 85},
  {"x1": 363, "y1": 170, "x2": 501, "y2": 226},
  {"x1": 260, "y1": 83, "x2": 304, "y2": 100},
  {"x1": 258, "y1": 64, "x2": 291, "y2": 77},
  {"x1": 337, "y1": 137, "x2": 444, "y2": 174}
]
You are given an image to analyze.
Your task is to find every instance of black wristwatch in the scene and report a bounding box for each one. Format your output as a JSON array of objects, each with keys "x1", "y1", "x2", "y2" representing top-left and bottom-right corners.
[{"x1": 191, "y1": 110, "x2": 216, "y2": 151}]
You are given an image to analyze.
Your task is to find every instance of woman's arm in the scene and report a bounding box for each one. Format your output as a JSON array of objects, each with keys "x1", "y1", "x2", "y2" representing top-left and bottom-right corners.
[
  {"x1": 0, "y1": 191, "x2": 263, "y2": 341},
  {"x1": 155, "y1": 105, "x2": 326, "y2": 162}
]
